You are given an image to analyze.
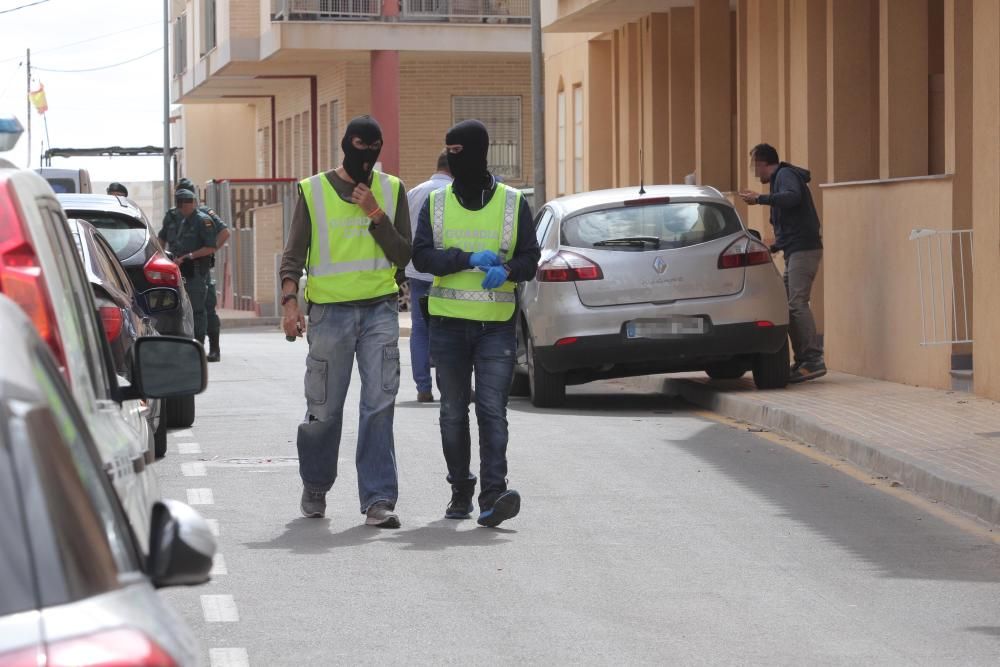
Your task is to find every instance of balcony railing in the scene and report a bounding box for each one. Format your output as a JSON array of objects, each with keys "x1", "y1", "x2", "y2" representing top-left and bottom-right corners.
[
  {"x1": 400, "y1": 0, "x2": 529, "y2": 23},
  {"x1": 271, "y1": 0, "x2": 529, "y2": 24},
  {"x1": 271, "y1": 0, "x2": 381, "y2": 21}
]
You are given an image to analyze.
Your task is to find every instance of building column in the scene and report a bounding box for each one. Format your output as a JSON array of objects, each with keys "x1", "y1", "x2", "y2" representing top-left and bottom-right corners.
[
  {"x1": 587, "y1": 38, "x2": 614, "y2": 190},
  {"x1": 642, "y1": 14, "x2": 670, "y2": 184},
  {"x1": 827, "y1": 0, "x2": 878, "y2": 183},
  {"x1": 370, "y1": 1, "x2": 400, "y2": 175},
  {"x1": 616, "y1": 22, "x2": 641, "y2": 186},
  {"x1": 695, "y1": 0, "x2": 732, "y2": 191},
  {"x1": 668, "y1": 7, "x2": 695, "y2": 184},
  {"x1": 880, "y1": 0, "x2": 929, "y2": 178},
  {"x1": 744, "y1": 0, "x2": 782, "y2": 237},
  {"x1": 787, "y1": 0, "x2": 828, "y2": 333},
  {"x1": 971, "y1": 0, "x2": 1000, "y2": 399}
]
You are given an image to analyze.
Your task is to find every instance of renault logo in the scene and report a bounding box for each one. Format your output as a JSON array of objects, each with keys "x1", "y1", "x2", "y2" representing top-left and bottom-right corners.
[{"x1": 653, "y1": 256, "x2": 667, "y2": 274}]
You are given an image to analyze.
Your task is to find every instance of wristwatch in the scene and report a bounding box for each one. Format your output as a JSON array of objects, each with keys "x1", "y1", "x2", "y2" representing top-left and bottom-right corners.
[{"x1": 281, "y1": 293, "x2": 298, "y2": 306}]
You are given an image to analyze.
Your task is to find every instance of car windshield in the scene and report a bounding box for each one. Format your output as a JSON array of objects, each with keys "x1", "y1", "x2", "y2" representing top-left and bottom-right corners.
[
  {"x1": 66, "y1": 213, "x2": 145, "y2": 258},
  {"x1": 562, "y1": 202, "x2": 742, "y2": 251}
]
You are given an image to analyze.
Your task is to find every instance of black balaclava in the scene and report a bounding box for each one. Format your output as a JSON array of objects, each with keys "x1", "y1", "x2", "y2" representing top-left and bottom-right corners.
[
  {"x1": 445, "y1": 120, "x2": 491, "y2": 205},
  {"x1": 341, "y1": 115, "x2": 383, "y2": 185}
]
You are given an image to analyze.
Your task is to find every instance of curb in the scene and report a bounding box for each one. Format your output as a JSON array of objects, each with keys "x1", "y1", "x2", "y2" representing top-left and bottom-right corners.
[{"x1": 631, "y1": 375, "x2": 1000, "y2": 528}]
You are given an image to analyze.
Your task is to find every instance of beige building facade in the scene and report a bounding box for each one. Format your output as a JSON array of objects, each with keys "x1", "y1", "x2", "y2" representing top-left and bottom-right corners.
[
  {"x1": 169, "y1": 0, "x2": 533, "y2": 315},
  {"x1": 543, "y1": 0, "x2": 1000, "y2": 400}
]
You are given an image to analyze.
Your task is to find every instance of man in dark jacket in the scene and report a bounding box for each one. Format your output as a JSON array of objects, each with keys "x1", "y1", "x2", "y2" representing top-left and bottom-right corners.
[{"x1": 739, "y1": 143, "x2": 825, "y2": 382}]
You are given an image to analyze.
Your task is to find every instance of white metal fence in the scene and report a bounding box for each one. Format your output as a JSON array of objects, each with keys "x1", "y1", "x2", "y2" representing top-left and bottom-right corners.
[
  {"x1": 271, "y1": 0, "x2": 530, "y2": 22},
  {"x1": 909, "y1": 228, "x2": 974, "y2": 346},
  {"x1": 400, "y1": 0, "x2": 530, "y2": 22},
  {"x1": 271, "y1": 0, "x2": 381, "y2": 20}
]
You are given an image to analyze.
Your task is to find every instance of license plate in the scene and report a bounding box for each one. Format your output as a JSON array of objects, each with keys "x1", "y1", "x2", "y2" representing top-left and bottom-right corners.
[{"x1": 626, "y1": 316, "x2": 706, "y2": 339}]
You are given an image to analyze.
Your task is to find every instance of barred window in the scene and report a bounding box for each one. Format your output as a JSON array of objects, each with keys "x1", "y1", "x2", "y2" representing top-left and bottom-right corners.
[
  {"x1": 452, "y1": 96, "x2": 522, "y2": 182},
  {"x1": 173, "y1": 15, "x2": 187, "y2": 76},
  {"x1": 202, "y1": 0, "x2": 217, "y2": 55}
]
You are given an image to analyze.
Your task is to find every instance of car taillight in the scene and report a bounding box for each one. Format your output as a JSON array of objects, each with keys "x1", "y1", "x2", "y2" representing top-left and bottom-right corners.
[
  {"x1": 144, "y1": 252, "x2": 180, "y2": 287},
  {"x1": 537, "y1": 251, "x2": 604, "y2": 282},
  {"x1": 718, "y1": 236, "x2": 772, "y2": 269},
  {"x1": 97, "y1": 301, "x2": 124, "y2": 343},
  {"x1": 0, "y1": 181, "x2": 67, "y2": 368},
  {"x1": 44, "y1": 628, "x2": 178, "y2": 667}
]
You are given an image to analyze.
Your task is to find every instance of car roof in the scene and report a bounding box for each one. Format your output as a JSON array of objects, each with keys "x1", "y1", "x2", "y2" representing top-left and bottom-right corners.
[
  {"x1": 57, "y1": 193, "x2": 145, "y2": 220},
  {"x1": 547, "y1": 185, "x2": 732, "y2": 217}
]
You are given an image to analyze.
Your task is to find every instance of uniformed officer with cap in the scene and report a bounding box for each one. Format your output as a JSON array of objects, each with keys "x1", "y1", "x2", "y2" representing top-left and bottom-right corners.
[
  {"x1": 159, "y1": 178, "x2": 230, "y2": 360},
  {"x1": 160, "y1": 188, "x2": 221, "y2": 350}
]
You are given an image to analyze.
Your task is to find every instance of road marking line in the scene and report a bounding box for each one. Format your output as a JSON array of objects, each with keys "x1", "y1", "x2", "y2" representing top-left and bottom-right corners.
[
  {"x1": 170, "y1": 429, "x2": 194, "y2": 439},
  {"x1": 210, "y1": 554, "x2": 228, "y2": 576},
  {"x1": 201, "y1": 595, "x2": 239, "y2": 622},
  {"x1": 187, "y1": 488, "x2": 214, "y2": 505},
  {"x1": 177, "y1": 442, "x2": 202, "y2": 455},
  {"x1": 206, "y1": 518, "x2": 220, "y2": 536},
  {"x1": 209, "y1": 648, "x2": 249, "y2": 667},
  {"x1": 182, "y1": 462, "x2": 207, "y2": 477}
]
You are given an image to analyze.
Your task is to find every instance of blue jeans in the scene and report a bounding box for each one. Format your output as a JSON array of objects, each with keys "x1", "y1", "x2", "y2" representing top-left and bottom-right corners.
[
  {"x1": 297, "y1": 299, "x2": 400, "y2": 513},
  {"x1": 408, "y1": 278, "x2": 433, "y2": 393},
  {"x1": 429, "y1": 317, "x2": 516, "y2": 509}
]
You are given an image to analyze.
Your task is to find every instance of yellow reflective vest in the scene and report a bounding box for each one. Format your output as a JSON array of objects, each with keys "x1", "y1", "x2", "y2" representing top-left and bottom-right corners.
[
  {"x1": 428, "y1": 183, "x2": 520, "y2": 322},
  {"x1": 300, "y1": 170, "x2": 400, "y2": 304}
]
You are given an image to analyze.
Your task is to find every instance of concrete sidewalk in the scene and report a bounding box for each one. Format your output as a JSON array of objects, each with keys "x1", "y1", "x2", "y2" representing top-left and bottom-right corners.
[
  {"x1": 626, "y1": 372, "x2": 1000, "y2": 528},
  {"x1": 219, "y1": 308, "x2": 412, "y2": 336}
]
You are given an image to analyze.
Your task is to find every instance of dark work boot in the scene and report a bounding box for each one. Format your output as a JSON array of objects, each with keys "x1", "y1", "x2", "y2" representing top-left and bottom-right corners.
[{"x1": 207, "y1": 333, "x2": 221, "y2": 362}]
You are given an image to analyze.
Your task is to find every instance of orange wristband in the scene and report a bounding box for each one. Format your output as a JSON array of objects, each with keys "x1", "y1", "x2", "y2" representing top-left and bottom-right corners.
[{"x1": 367, "y1": 207, "x2": 383, "y2": 221}]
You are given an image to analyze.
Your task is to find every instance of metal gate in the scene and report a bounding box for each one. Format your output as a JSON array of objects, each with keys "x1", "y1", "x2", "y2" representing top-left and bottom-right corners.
[
  {"x1": 204, "y1": 178, "x2": 297, "y2": 311},
  {"x1": 909, "y1": 228, "x2": 974, "y2": 346}
]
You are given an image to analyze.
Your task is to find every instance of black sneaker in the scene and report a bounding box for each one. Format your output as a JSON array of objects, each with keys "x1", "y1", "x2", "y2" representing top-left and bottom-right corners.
[
  {"x1": 365, "y1": 501, "x2": 400, "y2": 528},
  {"x1": 789, "y1": 360, "x2": 827, "y2": 384},
  {"x1": 300, "y1": 489, "x2": 326, "y2": 518},
  {"x1": 789, "y1": 361, "x2": 803, "y2": 377},
  {"x1": 445, "y1": 488, "x2": 474, "y2": 520},
  {"x1": 477, "y1": 489, "x2": 521, "y2": 528}
]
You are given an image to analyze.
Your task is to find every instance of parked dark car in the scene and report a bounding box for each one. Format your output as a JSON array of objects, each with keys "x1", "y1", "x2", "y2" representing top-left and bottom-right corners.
[
  {"x1": 59, "y1": 193, "x2": 197, "y2": 429},
  {"x1": 0, "y1": 293, "x2": 214, "y2": 667},
  {"x1": 66, "y1": 218, "x2": 178, "y2": 458}
]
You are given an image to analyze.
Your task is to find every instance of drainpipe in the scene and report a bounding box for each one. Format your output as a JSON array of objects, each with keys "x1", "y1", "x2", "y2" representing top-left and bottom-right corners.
[{"x1": 531, "y1": 0, "x2": 546, "y2": 206}]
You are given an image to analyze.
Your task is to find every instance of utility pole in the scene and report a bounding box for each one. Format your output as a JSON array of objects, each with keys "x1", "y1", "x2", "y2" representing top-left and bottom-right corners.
[
  {"x1": 530, "y1": 0, "x2": 545, "y2": 208},
  {"x1": 163, "y1": 0, "x2": 172, "y2": 213},
  {"x1": 25, "y1": 48, "x2": 31, "y2": 168}
]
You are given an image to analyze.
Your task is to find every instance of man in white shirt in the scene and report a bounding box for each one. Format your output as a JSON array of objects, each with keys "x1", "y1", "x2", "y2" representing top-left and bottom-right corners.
[{"x1": 405, "y1": 151, "x2": 452, "y2": 402}]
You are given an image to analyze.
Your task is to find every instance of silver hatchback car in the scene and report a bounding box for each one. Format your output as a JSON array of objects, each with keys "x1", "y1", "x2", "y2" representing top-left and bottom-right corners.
[{"x1": 512, "y1": 185, "x2": 790, "y2": 407}]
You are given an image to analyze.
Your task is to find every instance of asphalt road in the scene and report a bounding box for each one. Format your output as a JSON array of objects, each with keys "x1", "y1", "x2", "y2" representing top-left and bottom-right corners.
[{"x1": 158, "y1": 330, "x2": 1000, "y2": 666}]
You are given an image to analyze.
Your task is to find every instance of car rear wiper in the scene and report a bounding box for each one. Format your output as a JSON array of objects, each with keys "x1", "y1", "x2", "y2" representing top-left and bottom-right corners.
[{"x1": 592, "y1": 236, "x2": 661, "y2": 248}]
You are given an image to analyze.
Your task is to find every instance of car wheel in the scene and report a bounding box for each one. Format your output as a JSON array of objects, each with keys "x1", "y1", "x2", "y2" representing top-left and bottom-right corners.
[
  {"x1": 154, "y1": 413, "x2": 168, "y2": 459},
  {"x1": 705, "y1": 361, "x2": 748, "y2": 380},
  {"x1": 527, "y1": 333, "x2": 566, "y2": 407},
  {"x1": 752, "y1": 338, "x2": 790, "y2": 389},
  {"x1": 165, "y1": 395, "x2": 196, "y2": 428},
  {"x1": 509, "y1": 322, "x2": 531, "y2": 396}
]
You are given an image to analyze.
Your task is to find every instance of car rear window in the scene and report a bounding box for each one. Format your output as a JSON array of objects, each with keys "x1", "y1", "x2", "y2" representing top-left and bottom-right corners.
[
  {"x1": 561, "y1": 202, "x2": 743, "y2": 251},
  {"x1": 67, "y1": 213, "x2": 146, "y2": 259},
  {"x1": 46, "y1": 178, "x2": 76, "y2": 193}
]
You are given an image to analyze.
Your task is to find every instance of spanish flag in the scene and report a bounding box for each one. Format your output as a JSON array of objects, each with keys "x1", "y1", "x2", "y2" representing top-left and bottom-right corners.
[{"x1": 29, "y1": 82, "x2": 47, "y2": 115}]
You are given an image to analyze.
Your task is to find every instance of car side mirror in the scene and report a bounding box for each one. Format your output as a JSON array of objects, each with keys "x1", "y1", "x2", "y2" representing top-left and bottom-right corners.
[
  {"x1": 147, "y1": 499, "x2": 216, "y2": 588},
  {"x1": 747, "y1": 228, "x2": 763, "y2": 241},
  {"x1": 119, "y1": 336, "x2": 207, "y2": 402},
  {"x1": 142, "y1": 288, "x2": 179, "y2": 314}
]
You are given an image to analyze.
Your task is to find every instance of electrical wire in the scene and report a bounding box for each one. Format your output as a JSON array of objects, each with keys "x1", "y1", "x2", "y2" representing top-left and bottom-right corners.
[
  {"x1": 0, "y1": 0, "x2": 52, "y2": 16},
  {"x1": 33, "y1": 46, "x2": 161, "y2": 73}
]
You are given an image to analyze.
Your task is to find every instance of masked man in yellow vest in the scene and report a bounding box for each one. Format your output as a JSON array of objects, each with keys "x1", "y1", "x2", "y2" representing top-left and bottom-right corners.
[
  {"x1": 279, "y1": 116, "x2": 412, "y2": 528},
  {"x1": 412, "y1": 120, "x2": 540, "y2": 527}
]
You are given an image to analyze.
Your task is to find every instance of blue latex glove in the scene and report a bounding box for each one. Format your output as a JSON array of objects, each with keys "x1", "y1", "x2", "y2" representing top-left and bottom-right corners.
[
  {"x1": 481, "y1": 265, "x2": 509, "y2": 290},
  {"x1": 468, "y1": 250, "x2": 500, "y2": 268}
]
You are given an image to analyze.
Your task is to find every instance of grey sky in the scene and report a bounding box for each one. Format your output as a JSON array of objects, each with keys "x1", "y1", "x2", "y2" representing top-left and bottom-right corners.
[{"x1": 0, "y1": 0, "x2": 165, "y2": 181}]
